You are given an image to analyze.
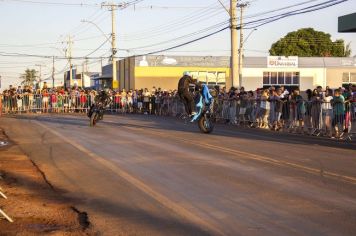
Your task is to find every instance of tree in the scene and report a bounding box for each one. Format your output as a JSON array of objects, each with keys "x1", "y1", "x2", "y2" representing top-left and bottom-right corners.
[
  {"x1": 269, "y1": 28, "x2": 352, "y2": 57},
  {"x1": 20, "y1": 69, "x2": 38, "y2": 86}
]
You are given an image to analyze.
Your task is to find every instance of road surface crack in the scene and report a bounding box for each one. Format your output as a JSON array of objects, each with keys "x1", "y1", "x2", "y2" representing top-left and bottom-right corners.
[
  {"x1": 28, "y1": 158, "x2": 56, "y2": 191},
  {"x1": 70, "y1": 206, "x2": 91, "y2": 230}
]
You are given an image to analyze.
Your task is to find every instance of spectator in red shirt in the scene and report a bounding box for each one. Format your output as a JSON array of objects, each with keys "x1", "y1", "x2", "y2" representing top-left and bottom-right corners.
[{"x1": 80, "y1": 91, "x2": 87, "y2": 113}]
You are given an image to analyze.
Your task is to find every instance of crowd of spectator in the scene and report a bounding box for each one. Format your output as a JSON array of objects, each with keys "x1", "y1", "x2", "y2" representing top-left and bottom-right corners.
[
  {"x1": 214, "y1": 84, "x2": 356, "y2": 139},
  {"x1": 1, "y1": 82, "x2": 355, "y2": 139},
  {"x1": 0, "y1": 82, "x2": 181, "y2": 116}
]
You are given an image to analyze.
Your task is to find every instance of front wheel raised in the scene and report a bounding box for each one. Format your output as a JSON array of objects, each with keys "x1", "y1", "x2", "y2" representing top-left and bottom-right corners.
[
  {"x1": 90, "y1": 112, "x2": 98, "y2": 127},
  {"x1": 198, "y1": 115, "x2": 214, "y2": 133}
]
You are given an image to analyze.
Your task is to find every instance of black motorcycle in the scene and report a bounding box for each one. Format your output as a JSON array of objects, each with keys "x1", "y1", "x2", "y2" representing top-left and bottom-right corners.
[{"x1": 87, "y1": 101, "x2": 105, "y2": 127}]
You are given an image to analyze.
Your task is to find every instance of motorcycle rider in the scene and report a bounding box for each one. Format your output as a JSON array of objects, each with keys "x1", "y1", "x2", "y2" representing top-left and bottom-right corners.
[
  {"x1": 95, "y1": 89, "x2": 112, "y2": 106},
  {"x1": 88, "y1": 88, "x2": 112, "y2": 119},
  {"x1": 178, "y1": 72, "x2": 200, "y2": 117}
]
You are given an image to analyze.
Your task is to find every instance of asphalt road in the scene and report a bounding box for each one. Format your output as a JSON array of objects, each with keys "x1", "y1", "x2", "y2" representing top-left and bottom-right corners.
[{"x1": 1, "y1": 114, "x2": 356, "y2": 236}]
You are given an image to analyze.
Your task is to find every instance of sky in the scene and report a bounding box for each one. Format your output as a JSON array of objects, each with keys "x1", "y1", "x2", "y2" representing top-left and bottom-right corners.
[{"x1": 0, "y1": 0, "x2": 355, "y2": 90}]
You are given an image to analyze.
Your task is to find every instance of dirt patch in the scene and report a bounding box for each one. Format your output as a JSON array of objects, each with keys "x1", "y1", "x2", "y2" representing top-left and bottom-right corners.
[{"x1": 0, "y1": 128, "x2": 97, "y2": 235}]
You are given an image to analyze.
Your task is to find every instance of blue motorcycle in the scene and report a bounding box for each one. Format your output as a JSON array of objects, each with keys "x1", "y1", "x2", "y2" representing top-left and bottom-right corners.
[{"x1": 190, "y1": 84, "x2": 215, "y2": 133}]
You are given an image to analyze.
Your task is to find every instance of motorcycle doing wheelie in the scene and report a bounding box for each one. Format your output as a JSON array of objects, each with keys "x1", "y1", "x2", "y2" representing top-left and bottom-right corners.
[
  {"x1": 190, "y1": 84, "x2": 215, "y2": 133},
  {"x1": 87, "y1": 92, "x2": 111, "y2": 127}
]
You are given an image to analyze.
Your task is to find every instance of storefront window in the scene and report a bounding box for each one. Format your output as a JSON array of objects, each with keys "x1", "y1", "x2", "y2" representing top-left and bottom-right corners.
[
  {"x1": 188, "y1": 71, "x2": 226, "y2": 85},
  {"x1": 217, "y1": 72, "x2": 226, "y2": 85},
  {"x1": 292, "y1": 72, "x2": 300, "y2": 84},
  {"x1": 263, "y1": 71, "x2": 300, "y2": 86},
  {"x1": 285, "y1": 72, "x2": 292, "y2": 84},
  {"x1": 263, "y1": 72, "x2": 270, "y2": 84},
  {"x1": 342, "y1": 72, "x2": 350, "y2": 83},
  {"x1": 342, "y1": 72, "x2": 356, "y2": 83},
  {"x1": 278, "y1": 72, "x2": 284, "y2": 84},
  {"x1": 190, "y1": 71, "x2": 199, "y2": 80},
  {"x1": 198, "y1": 71, "x2": 207, "y2": 83},
  {"x1": 350, "y1": 73, "x2": 356, "y2": 83},
  {"x1": 270, "y1": 72, "x2": 277, "y2": 84},
  {"x1": 207, "y1": 72, "x2": 217, "y2": 85}
]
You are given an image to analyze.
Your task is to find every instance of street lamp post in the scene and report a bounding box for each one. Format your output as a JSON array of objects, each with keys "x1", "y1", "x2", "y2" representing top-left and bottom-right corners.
[
  {"x1": 81, "y1": 20, "x2": 111, "y2": 42},
  {"x1": 81, "y1": 19, "x2": 116, "y2": 89},
  {"x1": 237, "y1": 28, "x2": 257, "y2": 88}
]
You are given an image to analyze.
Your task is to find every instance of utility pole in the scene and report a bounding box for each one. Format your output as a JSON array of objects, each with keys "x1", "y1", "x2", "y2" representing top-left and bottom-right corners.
[
  {"x1": 52, "y1": 56, "x2": 55, "y2": 88},
  {"x1": 100, "y1": 57, "x2": 103, "y2": 75},
  {"x1": 82, "y1": 58, "x2": 88, "y2": 88},
  {"x1": 81, "y1": 61, "x2": 85, "y2": 88},
  {"x1": 237, "y1": 2, "x2": 248, "y2": 88},
  {"x1": 64, "y1": 35, "x2": 73, "y2": 89},
  {"x1": 35, "y1": 64, "x2": 42, "y2": 89},
  {"x1": 230, "y1": 0, "x2": 238, "y2": 88},
  {"x1": 102, "y1": 2, "x2": 124, "y2": 90}
]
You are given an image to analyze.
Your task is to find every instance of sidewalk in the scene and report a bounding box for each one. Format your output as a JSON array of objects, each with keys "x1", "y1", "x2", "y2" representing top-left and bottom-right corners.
[{"x1": 0, "y1": 128, "x2": 96, "y2": 235}]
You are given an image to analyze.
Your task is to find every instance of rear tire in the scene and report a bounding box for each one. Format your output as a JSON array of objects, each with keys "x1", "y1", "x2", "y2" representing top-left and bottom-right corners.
[
  {"x1": 198, "y1": 115, "x2": 214, "y2": 133},
  {"x1": 90, "y1": 112, "x2": 98, "y2": 127}
]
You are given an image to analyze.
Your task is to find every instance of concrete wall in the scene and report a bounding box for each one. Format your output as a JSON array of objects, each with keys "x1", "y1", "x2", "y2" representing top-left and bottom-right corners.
[
  {"x1": 326, "y1": 68, "x2": 356, "y2": 88},
  {"x1": 300, "y1": 77, "x2": 314, "y2": 91}
]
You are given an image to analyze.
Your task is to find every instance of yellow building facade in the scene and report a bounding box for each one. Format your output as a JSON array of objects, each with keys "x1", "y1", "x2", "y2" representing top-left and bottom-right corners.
[{"x1": 117, "y1": 56, "x2": 230, "y2": 90}]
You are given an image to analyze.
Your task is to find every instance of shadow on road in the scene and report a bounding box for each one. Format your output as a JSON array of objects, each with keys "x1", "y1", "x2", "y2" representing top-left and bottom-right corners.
[{"x1": 3, "y1": 170, "x2": 212, "y2": 236}]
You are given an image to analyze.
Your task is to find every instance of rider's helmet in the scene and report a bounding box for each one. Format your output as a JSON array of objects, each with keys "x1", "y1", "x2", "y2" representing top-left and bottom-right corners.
[
  {"x1": 183, "y1": 71, "x2": 190, "y2": 77},
  {"x1": 99, "y1": 90, "x2": 106, "y2": 97}
]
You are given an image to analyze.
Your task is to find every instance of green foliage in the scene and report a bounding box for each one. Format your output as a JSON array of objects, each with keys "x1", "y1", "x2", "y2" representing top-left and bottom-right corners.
[
  {"x1": 20, "y1": 69, "x2": 38, "y2": 86},
  {"x1": 269, "y1": 28, "x2": 351, "y2": 57}
]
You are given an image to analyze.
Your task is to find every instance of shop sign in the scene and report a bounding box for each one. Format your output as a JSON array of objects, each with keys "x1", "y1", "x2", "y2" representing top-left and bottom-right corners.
[{"x1": 267, "y1": 56, "x2": 298, "y2": 68}]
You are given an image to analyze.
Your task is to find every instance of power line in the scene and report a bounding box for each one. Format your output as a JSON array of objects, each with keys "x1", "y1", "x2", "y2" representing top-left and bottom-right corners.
[
  {"x1": 65, "y1": 8, "x2": 104, "y2": 35},
  {"x1": 128, "y1": 20, "x2": 230, "y2": 50},
  {"x1": 129, "y1": 5, "x2": 225, "y2": 10},
  {"x1": 117, "y1": 0, "x2": 338, "y2": 53},
  {"x1": 120, "y1": 8, "x2": 228, "y2": 41},
  {"x1": 0, "y1": 51, "x2": 112, "y2": 60},
  {"x1": 243, "y1": 0, "x2": 348, "y2": 29},
  {"x1": 120, "y1": 0, "x2": 229, "y2": 38},
  {"x1": 119, "y1": 0, "x2": 318, "y2": 40},
  {"x1": 0, "y1": 0, "x2": 349, "y2": 63},
  {"x1": 128, "y1": 1, "x2": 338, "y2": 51},
  {"x1": 1, "y1": 0, "x2": 99, "y2": 7},
  {"x1": 135, "y1": 27, "x2": 229, "y2": 57},
  {"x1": 84, "y1": 38, "x2": 111, "y2": 57},
  {"x1": 133, "y1": 0, "x2": 348, "y2": 57}
]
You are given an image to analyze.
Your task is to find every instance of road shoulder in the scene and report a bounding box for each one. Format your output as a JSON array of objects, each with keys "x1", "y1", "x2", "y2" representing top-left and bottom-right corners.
[{"x1": 0, "y1": 127, "x2": 97, "y2": 235}]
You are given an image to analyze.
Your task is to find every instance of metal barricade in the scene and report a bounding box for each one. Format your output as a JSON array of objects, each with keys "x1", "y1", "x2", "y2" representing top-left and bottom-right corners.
[
  {"x1": 340, "y1": 101, "x2": 356, "y2": 141},
  {"x1": 1, "y1": 90, "x2": 355, "y2": 142},
  {"x1": 0, "y1": 94, "x2": 2, "y2": 117},
  {"x1": 0, "y1": 178, "x2": 13, "y2": 222}
]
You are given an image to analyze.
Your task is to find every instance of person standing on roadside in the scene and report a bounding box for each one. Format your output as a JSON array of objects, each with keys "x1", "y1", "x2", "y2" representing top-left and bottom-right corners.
[
  {"x1": 322, "y1": 89, "x2": 333, "y2": 137},
  {"x1": 331, "y1": 89, "x2": 345, "y2": 139}
]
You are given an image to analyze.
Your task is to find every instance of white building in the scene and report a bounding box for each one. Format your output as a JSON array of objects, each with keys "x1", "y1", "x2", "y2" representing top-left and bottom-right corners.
[{"x1": 241, "y1": 56, "x2": 356, "y2": 90}]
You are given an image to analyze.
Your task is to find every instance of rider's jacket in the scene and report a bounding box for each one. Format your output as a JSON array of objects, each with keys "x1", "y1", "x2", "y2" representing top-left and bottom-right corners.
[
  {"x1": 95, "y1": 92, "x2": 111, "y2": 107},
  {"x1": 178, "y1": 75, "x2": 195, "y2": 90}
]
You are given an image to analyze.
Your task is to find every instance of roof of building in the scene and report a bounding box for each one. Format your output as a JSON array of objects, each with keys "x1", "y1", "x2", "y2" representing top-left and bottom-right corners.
[
  {"x1": 134, "y1": 55, "x2": 230, "y2": 67},
  {"x1": 133, "y1": 55, "x2": 356, "y2": 68}
]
